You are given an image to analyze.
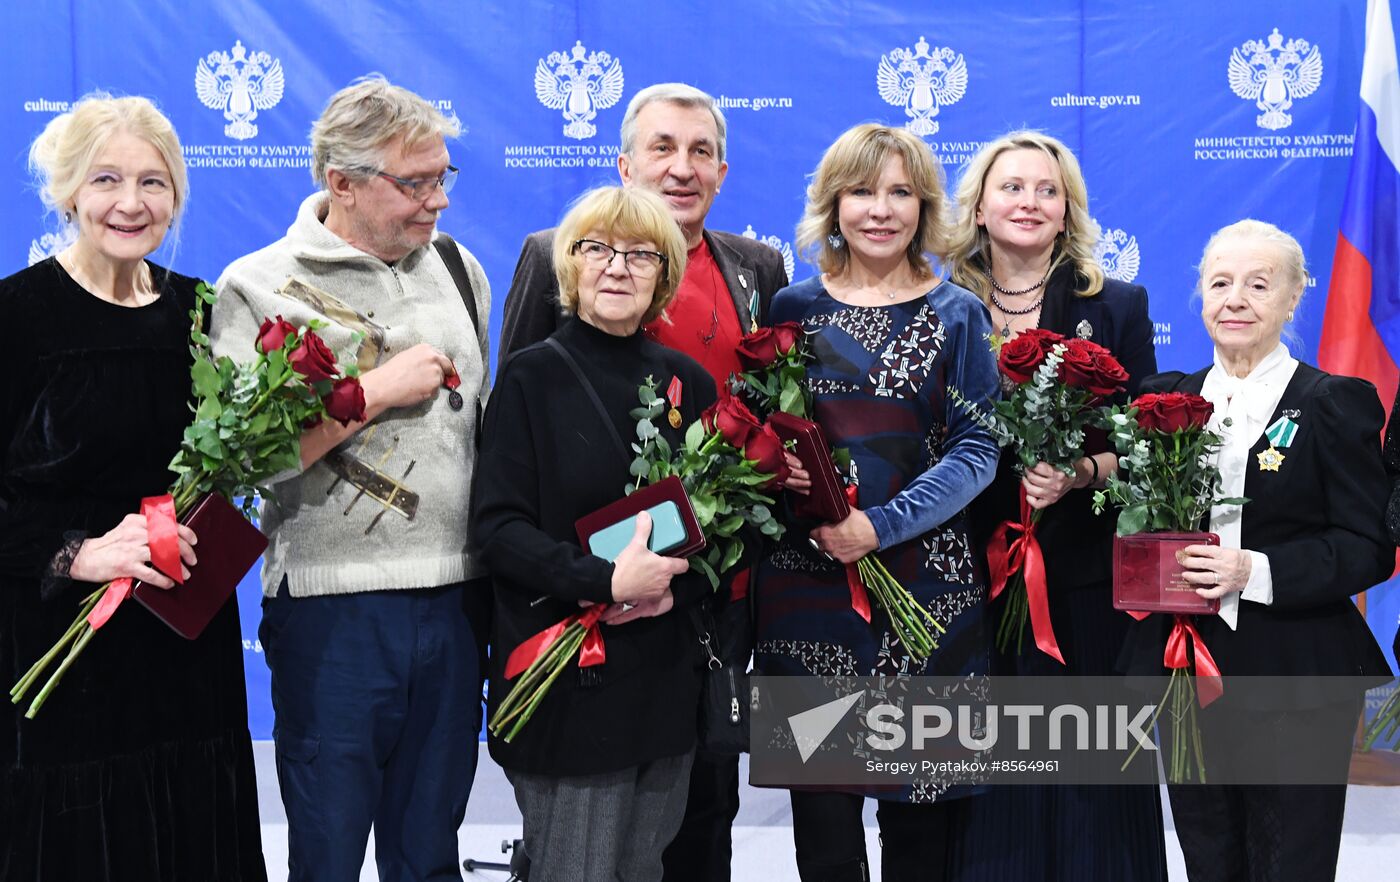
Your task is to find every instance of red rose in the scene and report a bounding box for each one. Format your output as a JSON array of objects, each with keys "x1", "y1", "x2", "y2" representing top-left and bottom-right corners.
[
  {"x1": 743, "y1": 424, "x2": 791, "y2": 488},
  {"x1": 998, "y1": 328, "x2": 1064, "y2": 384},
  {"x1": 1059, "y1": 338, "x2": 1129, "y2": 397},
  {"x1": 736, "y1": 322, "x2": 805, "y2": 370},
  {"x1": 1183, "y1": 394, "x2": 1215, "y2": 429},
  {"x1": 256, "y1": 315, "x2": 297, "y2": 354},
  {"x1": 1133, "y1": 392, "x2": 1212, "y2": 434},
  {"x1": 289, "y1": 331, "x2": 338, "y2": 384},
  {"x1": 701, "y1": 393, "x2": 762, "y2": 448},
  {"x1": 323, "y1": 376, "x2": 367, "y2": 427}
]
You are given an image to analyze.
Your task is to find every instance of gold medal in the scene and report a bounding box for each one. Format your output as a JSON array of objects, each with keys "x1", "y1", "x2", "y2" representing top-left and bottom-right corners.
[
  {"x1": 1257, "y1": 446, "x2": 1284, "y2": 472},
  {"x1": 668, "y1": 407, "x2": 682, "y2": 429}
]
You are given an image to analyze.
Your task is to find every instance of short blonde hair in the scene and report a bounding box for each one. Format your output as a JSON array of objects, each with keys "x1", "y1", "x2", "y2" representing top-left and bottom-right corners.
[
  {"x1": 311, "y1": 74, "x2": 461, "y2": 188},
  {"x1": 553, "y1": 187, "x2": 687, "y2": 324},
  {"x1": 946, "y1": 130, "x2": 1103, "y2": 303},
  {"x1": 29, "y1": 92, "x2": 188, "y2": 222},
  {"x1": 795, "y1": 123, "x2": 952, "y2": 279}
]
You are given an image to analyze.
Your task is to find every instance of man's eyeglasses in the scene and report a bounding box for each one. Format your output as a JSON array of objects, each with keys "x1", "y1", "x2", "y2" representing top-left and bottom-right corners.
[
  {"x1": 363, "y1": 165, "x2": 459, "y2": 201},
  {"x1": 571, "y1": 239, "x2": 667, "y2": 277}
]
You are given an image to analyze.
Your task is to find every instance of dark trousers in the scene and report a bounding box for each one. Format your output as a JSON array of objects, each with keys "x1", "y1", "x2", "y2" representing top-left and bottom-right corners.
[
  {"x1": 789, "y1": 791, "x2": 963, "y2": 882},
  {"x1": 1167, "y1": 697, "x2": 1362, "y2": 882},
  {"x1": 261, "y1": 579, "x2": 484, "y2": 882},
  {"x1": 660, "y1": 753, "x2": 741, "y2": 881}
]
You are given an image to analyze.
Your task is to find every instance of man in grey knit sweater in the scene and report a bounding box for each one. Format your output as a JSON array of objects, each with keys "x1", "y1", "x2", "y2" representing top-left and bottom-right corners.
[{"x1": 211, "y1": 77, "x2": 490, "y2": 882}]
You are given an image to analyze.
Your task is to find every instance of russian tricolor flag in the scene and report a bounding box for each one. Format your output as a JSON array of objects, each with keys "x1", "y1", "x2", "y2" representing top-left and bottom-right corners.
[{"x1": 1319, "y1": 0, "x2": 1400, "y2": 407}]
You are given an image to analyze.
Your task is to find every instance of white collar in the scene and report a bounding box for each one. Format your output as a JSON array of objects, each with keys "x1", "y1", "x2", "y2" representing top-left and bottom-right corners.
[{"x1": 1202, "y1": 343, "x2": 1296, "y2": 424}]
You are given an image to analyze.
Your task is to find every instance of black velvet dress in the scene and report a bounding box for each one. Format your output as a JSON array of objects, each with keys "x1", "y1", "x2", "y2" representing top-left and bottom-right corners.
[{"x1": 0, "y1": 259, "x2": 266, "y2": 881}]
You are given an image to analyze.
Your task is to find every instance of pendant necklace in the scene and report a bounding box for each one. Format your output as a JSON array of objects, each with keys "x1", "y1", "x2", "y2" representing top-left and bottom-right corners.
[{"x1": 987, "y1": 267, "x2": 1049, "y2": 338}]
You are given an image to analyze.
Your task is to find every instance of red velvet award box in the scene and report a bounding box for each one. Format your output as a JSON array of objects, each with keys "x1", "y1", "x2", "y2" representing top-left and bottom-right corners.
[
  {"x1": 768, "y1": 412, "x2": 850, "y2": 524},
  {"x1": 1112, "y1": 531, "x2": 1222, "y2": 615},
  {"x1": 132, "y1": 493, "x2": 268, "y2": 639},
  {"x1": 575, "y1": 475, "x2": 706, "y2": 561}
]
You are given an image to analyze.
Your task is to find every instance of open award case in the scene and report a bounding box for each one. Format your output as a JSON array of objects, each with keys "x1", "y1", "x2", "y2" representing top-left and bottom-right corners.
[
  {"x1": 1112, "y1": 531, "x2": 1222, "y2": 615},
  {"x1": 575, "y1": 475, "x2": 706, "y2": 563}
]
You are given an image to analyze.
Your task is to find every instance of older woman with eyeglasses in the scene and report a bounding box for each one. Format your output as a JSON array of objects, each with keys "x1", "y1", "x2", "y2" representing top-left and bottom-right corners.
[{"x1": 473, "y1": 185, "x2": 720, "y2": 882}]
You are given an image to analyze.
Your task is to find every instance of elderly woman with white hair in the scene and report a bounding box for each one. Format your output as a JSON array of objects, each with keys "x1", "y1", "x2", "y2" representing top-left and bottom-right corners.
[
  {"x1": 0, "y1": 94, "x2": 266, "y2": 879},
  {"x1": 1121, "y1": 220, "x2": 1393, "y2": 882}
]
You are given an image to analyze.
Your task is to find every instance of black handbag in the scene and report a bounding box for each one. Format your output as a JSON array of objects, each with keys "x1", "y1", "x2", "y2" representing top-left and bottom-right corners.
[
  {"x1": 690, "y1": 589, "x2": 753, "y2": 756},
  {"x1": 546, "y1": 334, "x2": 752, "y2": 755}
]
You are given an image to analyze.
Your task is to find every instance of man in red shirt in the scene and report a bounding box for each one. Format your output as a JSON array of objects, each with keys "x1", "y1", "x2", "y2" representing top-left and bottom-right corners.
[{"x1": 498, "y1": 83, "x2": 790, "y2": 882}]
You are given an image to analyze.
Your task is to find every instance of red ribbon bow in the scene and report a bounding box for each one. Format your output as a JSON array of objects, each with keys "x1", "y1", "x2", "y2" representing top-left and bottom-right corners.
[
  {"x1": 504, "y1": 603, "x2": 608, "y2": 680},
  {"x1": 1163, "y1": 614, "x2": 1223, "y2": 707},
  {"x1": 839, "y1": 484, "x2": 873, "y2": 623},
  {"x1": 88, "y1": 494, "x2": 182, "y2": 630},
  {"x1": 985, "y1": 486, "x2": 1063, "y2": 664}
]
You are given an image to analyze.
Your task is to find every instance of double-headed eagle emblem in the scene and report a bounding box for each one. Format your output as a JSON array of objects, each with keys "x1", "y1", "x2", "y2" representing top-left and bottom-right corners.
[
  {"x1": 1228, "y1": 28, "x2": 1323, "y2": 131},
  {"x1": 28, "y1": 228, "x2": 76, "y2": 268},
  {"x1": 195, "y1": 40, "x2": 285, "y2": 141},
  {"x1": 877, "y1": 36, "x2": 968, "y2": 138},
  {"x1": 1094, "y1": 227, "x2": 1141, "y2": 284},
  {"x1": 742, "y1": 225, "x2": 796, "y2": 285},
  {"x1": 535, "y1": 41, "x2": 625, "y2": 140}
]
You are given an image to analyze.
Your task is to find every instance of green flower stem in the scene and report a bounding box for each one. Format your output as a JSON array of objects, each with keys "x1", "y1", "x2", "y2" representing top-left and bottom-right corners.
[
  {"x1": 488, "y1": 621, "x2": 590, "y2": 741},
  {"x1": 499, "y1": 625, "x2": 579, "y2": 713},
  {"x1": 1120, "y1": 673, "x2": 1174, "y2": 774},
  {"x1": 993, "y1": 508, "x2": 1043, "y2": 656},
  {"x1": 1363, "y1": 689, "x2": 1400, "y2": 750},
  {"x1": 245, "y1": 367, "x2": 294, "y2": 422},
  {"x1": 9, "y1": 587, "x2": 103, "y2": 701},
  {"x1": 23, "y1": 618, "x2": 98, "y2": 719},
  {"x1": 856, "y1": 555, "x2": 943, "y2": 660},
  {"x1": 500, "y1": 634, "x2": 583, "y2": 743}
]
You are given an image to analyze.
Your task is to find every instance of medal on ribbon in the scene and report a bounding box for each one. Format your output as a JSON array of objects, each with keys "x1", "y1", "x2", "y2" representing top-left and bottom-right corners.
[
  {"x1": 1264, "y1": 415, "x2": 1298, "y2": 448},
  {"x1": 666, "y1": 375, "x2": 683, "y2": 428},
  {"x1": 1257, "y1": 445, "x2": 1285, "y2": 472}
]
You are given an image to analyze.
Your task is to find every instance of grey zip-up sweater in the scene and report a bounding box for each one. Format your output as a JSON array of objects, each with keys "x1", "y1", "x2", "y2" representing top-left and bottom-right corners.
[{"x1": 211, "y1": 193, "x2": 490, "y2": 596}]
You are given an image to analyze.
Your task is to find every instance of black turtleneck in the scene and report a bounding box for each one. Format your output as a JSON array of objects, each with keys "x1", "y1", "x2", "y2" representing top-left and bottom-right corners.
[{"x1": 472, "y1": 316, "x2": 718, "y2": 776}]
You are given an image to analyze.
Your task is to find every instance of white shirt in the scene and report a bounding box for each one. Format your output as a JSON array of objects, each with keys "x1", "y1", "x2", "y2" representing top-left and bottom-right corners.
[{"x1": 1198, "y1": 343, "x2": 1298, "y2": 629}]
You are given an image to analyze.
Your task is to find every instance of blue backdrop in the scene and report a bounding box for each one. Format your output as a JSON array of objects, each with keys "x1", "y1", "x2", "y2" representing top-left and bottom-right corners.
[{"x1": 3, "y1": 0, "x2": 1394, "y2": 739}]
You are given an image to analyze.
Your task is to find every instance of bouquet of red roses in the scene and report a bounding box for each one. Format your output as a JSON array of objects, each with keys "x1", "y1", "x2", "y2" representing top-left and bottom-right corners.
[
  {"x1": 10, "y1": 283, "x2": 366, "y2": 718},
  {"x1": 1093, "y1": 392, "x2": 1236, "y2": 534},
  {"x1": 733, "y1": 323, "x2": 944, "y2": 660},
  {"x1": 949, "y1": 329, "x2": 1128, "y2": 661},
  {"x1": 1093, "y1": 390, "x2": 1245, "y2": 783},
  {"x1": 487, "y1": 379, "x2": 789, "y2": 743}
]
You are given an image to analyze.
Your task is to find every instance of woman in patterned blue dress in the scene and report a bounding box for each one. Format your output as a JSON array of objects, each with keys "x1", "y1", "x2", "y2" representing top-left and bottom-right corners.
[{"x1": 753, "y1": 123, "x2": 1000, "y2": 882}]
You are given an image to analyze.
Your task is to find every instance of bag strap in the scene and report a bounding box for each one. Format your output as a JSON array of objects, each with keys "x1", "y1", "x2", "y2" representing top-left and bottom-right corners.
[
  {"x1": 433, "y1": 234, "x2": 489, "y2": 444},
  {"x1": 433, "y1": 234, "x2": 482, "y2": 342},
  {"x1": 543, "y1": 337, "x2": 629, "y2": 463}
]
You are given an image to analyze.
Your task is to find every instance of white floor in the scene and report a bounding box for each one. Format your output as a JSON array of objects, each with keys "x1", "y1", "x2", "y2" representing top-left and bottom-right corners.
[{"x1": 253, "y1": 742, "x2": 1400, "y2": 881}]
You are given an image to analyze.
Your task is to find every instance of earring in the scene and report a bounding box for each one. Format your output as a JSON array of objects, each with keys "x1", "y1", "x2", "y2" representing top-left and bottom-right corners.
[
  {"x1": 828, "y1": 229, "x2": 845, "y2": 250},
  {"x1": 63, "y1": 211, "x2": 72, "y2": 223},
  {"x1": 1286, "y1": 310, "x2": 1294, "y2": 322}
]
